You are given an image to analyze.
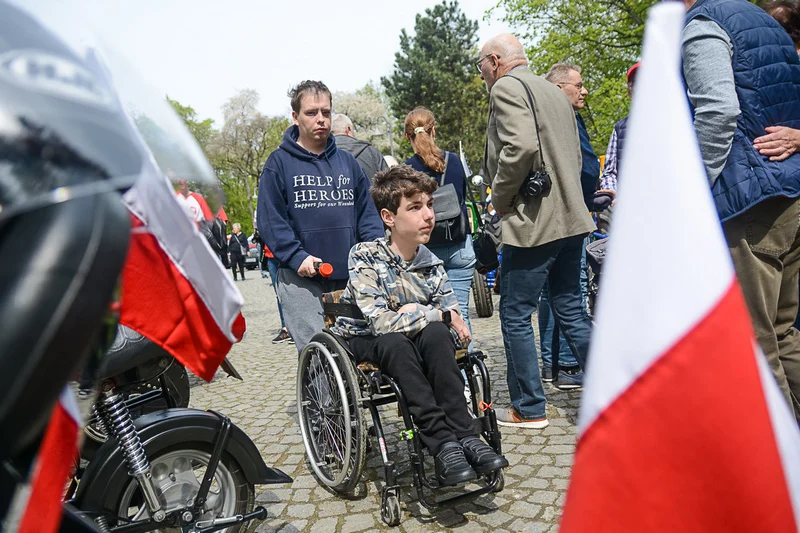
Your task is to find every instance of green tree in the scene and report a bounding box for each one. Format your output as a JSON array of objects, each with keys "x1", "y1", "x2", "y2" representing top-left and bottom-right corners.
[
  {"x1": 333, "y1": 82, "x2": 394, "y2": 155},
  {"x1": 167, "y1": 97, "x2": 217, "y2": 150},
  {"x1": 493, "y1": 0, "x2": 657, "y2": 153},
  {"x1": 382, "y1": 0, "x2": 488, "y2": 169},
  {"x1": 207, "y1": 89, "x2": 290, "y2": 234}
]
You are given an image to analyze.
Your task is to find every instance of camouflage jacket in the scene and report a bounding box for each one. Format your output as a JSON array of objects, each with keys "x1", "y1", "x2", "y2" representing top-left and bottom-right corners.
[{"x1": 332, "y1": 238, "x2": 459, "y2": 338}]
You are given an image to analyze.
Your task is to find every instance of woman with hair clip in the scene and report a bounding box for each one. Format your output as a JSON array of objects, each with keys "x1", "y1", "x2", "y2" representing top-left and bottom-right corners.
[{"x1": 404, "y1": 107, "x2": 477, "y2": 338}]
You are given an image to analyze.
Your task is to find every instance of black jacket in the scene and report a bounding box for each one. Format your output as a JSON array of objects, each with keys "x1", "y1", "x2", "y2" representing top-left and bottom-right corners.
[
  {"x1": 228, "y1": 232, "x2": 248, "y2": 257},
  {"x1": 334, "y1": 134, "x2": 388, "y2": 182}
]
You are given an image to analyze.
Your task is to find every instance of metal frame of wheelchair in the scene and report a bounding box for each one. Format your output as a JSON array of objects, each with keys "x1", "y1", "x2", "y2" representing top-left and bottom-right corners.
[{"x1": 296, "y1": 296, "x2": 505, "y2": 527}]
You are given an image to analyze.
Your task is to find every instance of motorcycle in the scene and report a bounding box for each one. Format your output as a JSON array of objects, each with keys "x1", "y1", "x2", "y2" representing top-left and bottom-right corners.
[{"x1": 68, "y1": 325, "x2": 290, "y2": 532}]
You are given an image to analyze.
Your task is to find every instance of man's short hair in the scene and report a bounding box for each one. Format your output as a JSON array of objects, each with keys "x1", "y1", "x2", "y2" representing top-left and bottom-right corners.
[
  {"x1": 545, "y1": 63, "x2": 581, "y2": 84},
  {"x1": 331, "y1": 113, "x2": 353, "y2": 134},
  {"x1": 288, "y1": 80, "x2": 332, "y2": 113},
  {"x1": 371, "y1": 165, "x2": 438, "y2": 214}
]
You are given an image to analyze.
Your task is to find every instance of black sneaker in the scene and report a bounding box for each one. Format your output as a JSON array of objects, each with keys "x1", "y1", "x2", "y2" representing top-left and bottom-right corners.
[
  {"x1": 435, "y1": 441, "x2": 476, "y2": 486},
  {"x1": 459, "y1": 436, "x2": 508, "y2": 475},
  {"x1": 272, "y1": 329, "x2": 293, "y2": 344}
]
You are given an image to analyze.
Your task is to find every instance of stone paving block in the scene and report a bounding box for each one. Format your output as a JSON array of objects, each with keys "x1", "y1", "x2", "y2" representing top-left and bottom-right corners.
[
  {"x1": 285, "y1": 503, "x2": 316, "y2": 518},
  {"x1": 341, "y1": 512, "x2": 378, "y2": 533},
  {"x1": 529, "y1": 490, "x2": 559, "y2": 504},
  {"x1": 536, "y1": 465, "x2": 570, "y2": 478},
  {"x1": 317, "y1": 500, "x2": 347, "y2": 517},
  {"x1": 291, "y1": 488, "x2": 311, "y2": 502},
  {"x1": 507, "y1": 501, "x2": 542, "y2": 520},
  {"x1": 507, "y1": 519, "x2": 554, "y2": 533},
  {"x1": 519, "y1": 477, "x2": 549, "y2": 490},
  {"x1": 541, "y1": 445, "x2": 575, "y2": 454},
  {"x1": 309, "y1": 517, "x2": 339, "y2": 533}
]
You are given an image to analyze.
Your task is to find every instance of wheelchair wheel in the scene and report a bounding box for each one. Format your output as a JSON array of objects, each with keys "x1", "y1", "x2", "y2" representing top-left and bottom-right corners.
[{"x1": 297, "y1": 333, "x2": 366, "y2": 494}]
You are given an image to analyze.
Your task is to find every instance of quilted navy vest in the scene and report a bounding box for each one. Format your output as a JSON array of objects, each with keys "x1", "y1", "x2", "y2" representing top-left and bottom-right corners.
[{"x1": 687, "y1": 0, "x2": 800, "y2": 221}]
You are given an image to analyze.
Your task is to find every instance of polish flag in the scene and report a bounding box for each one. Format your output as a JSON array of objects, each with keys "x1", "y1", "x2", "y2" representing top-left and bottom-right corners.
[
  {"x1": 120, "y1": 161, "x2": 245, "y2": 381},
  {"x1": 560, "y1": 4, "x2": 800, "y2": 532},
  {"x1": 17, "y1": 387, "x2": 81, "y2": 533}
]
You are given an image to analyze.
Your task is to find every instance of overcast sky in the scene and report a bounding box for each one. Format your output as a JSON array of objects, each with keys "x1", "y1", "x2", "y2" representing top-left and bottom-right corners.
[{"x1": 80, "y1": 1, "x2": 513, "y2": 125}]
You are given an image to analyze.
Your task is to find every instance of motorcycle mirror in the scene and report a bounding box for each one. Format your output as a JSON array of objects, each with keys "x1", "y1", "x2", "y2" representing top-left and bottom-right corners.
[{"x1": 471, "y1": 175, "x2": 488, "y2": 187}]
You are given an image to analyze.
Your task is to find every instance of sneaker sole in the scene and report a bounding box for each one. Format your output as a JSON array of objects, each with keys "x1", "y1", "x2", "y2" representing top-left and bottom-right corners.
[
  {"x1": 473, "y1": 456, "x2": 509, "y2": 475},
  {"x1": 555, "y1": 383, "x2": 582, "y2": 391},
  {"x1": 542, "y1": 377, "x2": 555, "y2": 383},
  {"x1": 497, "y1": 419, "x2": 549, "y2": 429},
  {"x1": 437, "y1": 469, "x2": 478, "y2": 486}
]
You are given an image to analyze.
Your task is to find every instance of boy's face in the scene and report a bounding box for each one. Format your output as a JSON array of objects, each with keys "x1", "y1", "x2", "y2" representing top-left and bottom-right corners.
[{"x1": 381, "y1": 192, "x2": 435, "y2": 245}]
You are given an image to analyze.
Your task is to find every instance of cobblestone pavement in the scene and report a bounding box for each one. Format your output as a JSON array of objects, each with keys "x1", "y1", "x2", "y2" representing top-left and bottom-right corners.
[{"x1": 188, "y1": 274, "x2": 582, "y2": 532}]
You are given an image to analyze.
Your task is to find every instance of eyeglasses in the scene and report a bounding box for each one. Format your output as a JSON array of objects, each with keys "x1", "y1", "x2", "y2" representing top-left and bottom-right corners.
[
  {"x1": 475, "y1": 53, "x2": 498, "y2": 73},
  {"x1": 560, "y1": 81, "x2": 585, "y2": 90}
]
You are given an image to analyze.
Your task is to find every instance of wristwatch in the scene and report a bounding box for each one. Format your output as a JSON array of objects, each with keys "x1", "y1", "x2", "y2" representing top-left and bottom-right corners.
[{"x1": 442, "y1": 310, "x2": 452, "y2": 326}]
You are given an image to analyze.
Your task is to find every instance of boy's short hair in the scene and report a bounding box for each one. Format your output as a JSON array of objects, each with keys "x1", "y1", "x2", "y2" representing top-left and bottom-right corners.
[{"x1": 371, "y1": 165, "x2": 438, "y2": 214}]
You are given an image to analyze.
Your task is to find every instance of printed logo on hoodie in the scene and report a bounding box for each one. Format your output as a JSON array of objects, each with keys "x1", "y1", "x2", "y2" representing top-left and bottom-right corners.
[{"x1": 292, "y1": 174, "x2": 356, "y2": 209}]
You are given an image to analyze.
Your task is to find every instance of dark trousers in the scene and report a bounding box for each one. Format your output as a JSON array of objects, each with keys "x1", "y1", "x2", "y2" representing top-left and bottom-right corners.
[
  {"x1": 231, "y1": 255, "x2": 245, "y2": 280},
  {"x1": 347, "y1": 322, "x2": 474, "y2": 454}
]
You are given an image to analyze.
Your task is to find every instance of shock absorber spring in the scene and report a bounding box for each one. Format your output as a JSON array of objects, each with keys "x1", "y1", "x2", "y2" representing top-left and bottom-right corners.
[
  {"x1": 94, "y1": 515, "x2": 111, "y2": 533},
  {"x1": 99, "y1": 393, "x2": 149, "y2": 475},
  {"x1": 97, "y1": 393, "x2": 164, "y2": 520}
]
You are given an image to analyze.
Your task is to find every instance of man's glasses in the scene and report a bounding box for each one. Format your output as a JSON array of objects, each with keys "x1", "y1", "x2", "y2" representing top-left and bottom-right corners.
[
  {"x1": 475, "y1": 53, "x2": 498, "y2": 73},
  {"x1": 560, "y1": 81, "x2": 585, "y2": 90}
]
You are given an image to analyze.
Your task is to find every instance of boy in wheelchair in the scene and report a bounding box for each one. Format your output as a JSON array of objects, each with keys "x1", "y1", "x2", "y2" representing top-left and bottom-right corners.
[{"x1": 332, "y1": 165, "x2": 508, "y2": 486}]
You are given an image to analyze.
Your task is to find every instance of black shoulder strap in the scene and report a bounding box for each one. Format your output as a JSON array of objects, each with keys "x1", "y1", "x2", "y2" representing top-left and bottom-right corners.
[{"x1": 507, "y1": 75, "x2": 547, "y2": 170}]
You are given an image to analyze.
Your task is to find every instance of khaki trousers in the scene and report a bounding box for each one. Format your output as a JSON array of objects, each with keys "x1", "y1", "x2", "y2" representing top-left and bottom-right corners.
[{"x1": 724, "y1": 195, "x2": 800, "y2": 421}]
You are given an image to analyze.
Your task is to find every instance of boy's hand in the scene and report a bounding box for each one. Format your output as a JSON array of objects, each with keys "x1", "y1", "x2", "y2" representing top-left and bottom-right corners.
[
  {"x1": 397, "y1": 303, "x2": 418, "y2": 314},
  {"x1": 450, "y1": 311, "x2": 471, "y2": 345}
]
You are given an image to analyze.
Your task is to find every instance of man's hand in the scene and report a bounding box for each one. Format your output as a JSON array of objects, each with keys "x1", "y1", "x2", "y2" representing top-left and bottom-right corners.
[
  {"x1": 449, "y1": 310, "x2": 471, "y2": 346},
  {"x1": 754, "y1": 126, "x2": 800, "y2": 162},
  {"x1": 297, "y1": 255, "x2": 322, "y2": 278}
]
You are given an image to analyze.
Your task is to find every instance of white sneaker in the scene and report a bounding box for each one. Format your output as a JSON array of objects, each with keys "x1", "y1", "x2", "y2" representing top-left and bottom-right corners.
[{"x1": 495, "y1": 407, "x2": 549, "y2": 429}]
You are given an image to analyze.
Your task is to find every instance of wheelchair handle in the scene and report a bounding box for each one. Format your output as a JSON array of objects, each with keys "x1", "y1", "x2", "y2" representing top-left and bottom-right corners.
[{"x1": 313, "y1": 261, "x2": 333, "y2": 278}]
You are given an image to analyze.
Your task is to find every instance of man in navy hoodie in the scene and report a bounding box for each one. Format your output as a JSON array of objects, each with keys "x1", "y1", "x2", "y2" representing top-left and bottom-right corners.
[{"x1": 258, "y1": 80, "x2": 383, "y2": 353}]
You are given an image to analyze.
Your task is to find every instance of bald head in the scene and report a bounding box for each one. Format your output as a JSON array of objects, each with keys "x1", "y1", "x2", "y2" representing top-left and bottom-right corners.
[
  {"x1": 331, "y1": 113, "x2": 354, "y2": 136},
  {"x1": 479, "y1": 33, "x2": 528, "y2": 91},
  {"x1": 482, "y1": 33, "x2": 527, "y2": 63}
]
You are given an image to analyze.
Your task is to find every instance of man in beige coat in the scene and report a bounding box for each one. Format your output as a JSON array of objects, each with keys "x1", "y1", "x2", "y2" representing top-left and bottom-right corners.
[{"x1": 479, "y1": 34, "x2": 596, "y2": 429}]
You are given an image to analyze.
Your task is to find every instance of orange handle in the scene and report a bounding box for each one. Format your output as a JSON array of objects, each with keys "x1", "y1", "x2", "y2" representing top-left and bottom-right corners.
[{"x1": 314, "y1": 262, "x2": 334, "y2": 278}]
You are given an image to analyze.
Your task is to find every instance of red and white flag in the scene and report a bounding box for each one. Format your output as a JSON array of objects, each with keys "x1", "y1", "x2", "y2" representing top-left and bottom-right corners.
[
  {"x1": 120, "y1": 163, "x2": 245, "y2": 381},
  {"x1": 17, "y1": 387, "x2": 81, "y2": 533},
  {"x1": 560, "y1": 4, "x2": 800, "y2": 532}
]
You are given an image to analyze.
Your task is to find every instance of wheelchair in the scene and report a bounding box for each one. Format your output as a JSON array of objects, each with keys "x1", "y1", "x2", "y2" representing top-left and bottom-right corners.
[{"x1": 296, "y1": 291, "x2": 505, "y2": 527}]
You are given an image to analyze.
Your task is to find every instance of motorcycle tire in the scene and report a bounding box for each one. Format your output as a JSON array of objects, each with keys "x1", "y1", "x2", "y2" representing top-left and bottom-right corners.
[
  {"x1": 472, "y1": 270, "x2": 494, "y2": 318},
  {"x1": 109, "y1": 444, "x2": 254, "y2": 532}
]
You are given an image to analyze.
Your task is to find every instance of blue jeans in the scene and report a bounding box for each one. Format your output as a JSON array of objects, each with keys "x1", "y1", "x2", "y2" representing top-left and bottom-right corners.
[
  {"x1": 428, "y1": 234, "x2": 476, "y2": 336},
  {"x1": 538, "y1": 237, "x2": 589, "y2": 370},
  {"x1": 500, "y1": 236, "x2": 592, "y2": 419},
  {"x1": 267, "y1": 258, "x2": 286, "y2": 329}
]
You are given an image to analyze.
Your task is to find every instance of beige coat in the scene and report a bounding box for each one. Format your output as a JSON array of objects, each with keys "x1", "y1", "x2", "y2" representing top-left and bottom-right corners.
[{"x1": 486, "y1": 67, "x2": 595, "y2": 248}]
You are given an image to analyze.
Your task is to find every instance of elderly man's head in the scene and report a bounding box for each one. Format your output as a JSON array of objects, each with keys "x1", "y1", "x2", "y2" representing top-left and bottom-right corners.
[
  {"x1": 331, "y1": 113, "x2": 355, "y2": 137},
  {"x1": 545, "y1": 63, "x2": 588, "y2": 111},
  {"x1": 478, "y1": 34, "x2": 528, "y2": 92}
]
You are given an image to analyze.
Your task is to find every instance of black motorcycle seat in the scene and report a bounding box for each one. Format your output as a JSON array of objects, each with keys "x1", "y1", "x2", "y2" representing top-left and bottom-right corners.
[{"x1": 98, "y1": 325, "x2": 167, "y2": 381}]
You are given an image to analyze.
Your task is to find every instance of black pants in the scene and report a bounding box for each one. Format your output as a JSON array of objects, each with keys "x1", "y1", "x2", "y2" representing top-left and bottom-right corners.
[
  {"x1": 348, "y1": 322, "x2": 474, "y2": 455},
  {"x1": 231, "y1": 255, "x2": 245, "y2": 279}
]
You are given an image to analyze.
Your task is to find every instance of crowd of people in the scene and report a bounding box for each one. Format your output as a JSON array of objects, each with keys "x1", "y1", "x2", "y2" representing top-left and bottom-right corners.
[{"x1": 185, "y1": 0, "x2": 800, "y2": 487}]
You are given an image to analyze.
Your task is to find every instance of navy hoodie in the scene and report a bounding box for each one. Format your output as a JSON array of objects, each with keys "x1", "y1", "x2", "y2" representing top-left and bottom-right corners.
[{"x1": 258, "y1": 126, "x2": 383, "y2": 280}]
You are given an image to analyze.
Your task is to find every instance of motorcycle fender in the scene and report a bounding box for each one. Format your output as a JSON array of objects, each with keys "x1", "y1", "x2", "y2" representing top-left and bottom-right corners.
[{"x1": 73, "y1": 408, "x2": 292, "y2": 513}]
